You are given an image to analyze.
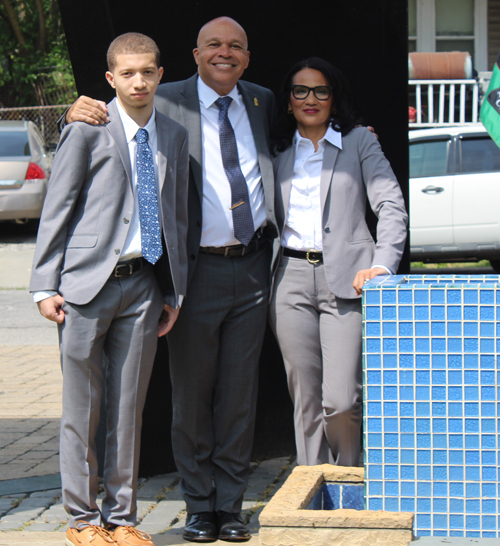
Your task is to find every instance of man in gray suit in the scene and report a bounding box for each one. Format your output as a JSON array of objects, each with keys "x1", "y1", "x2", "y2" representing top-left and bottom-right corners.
[
  {"x1": 31, "y1": 33, "x2": 188, "y2": 546},
  {"x1": 65, "y1": 17, "x2": 278, "y2": 542}
]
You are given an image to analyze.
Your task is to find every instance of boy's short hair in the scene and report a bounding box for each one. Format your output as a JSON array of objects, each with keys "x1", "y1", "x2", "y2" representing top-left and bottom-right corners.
[{"x1": 107, "y1": 32, "x2": 160, "y2": 71}]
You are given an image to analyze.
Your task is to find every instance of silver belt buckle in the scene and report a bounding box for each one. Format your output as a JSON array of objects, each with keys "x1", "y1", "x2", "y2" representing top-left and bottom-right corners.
[{"x1": 114, "y1": 260, "x2": 135, "y2": 277}]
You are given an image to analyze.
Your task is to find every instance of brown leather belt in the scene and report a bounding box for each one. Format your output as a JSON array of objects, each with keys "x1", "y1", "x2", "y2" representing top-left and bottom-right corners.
[{"x1": 199, "y1": 229, "x2": 268, "y2": 258}]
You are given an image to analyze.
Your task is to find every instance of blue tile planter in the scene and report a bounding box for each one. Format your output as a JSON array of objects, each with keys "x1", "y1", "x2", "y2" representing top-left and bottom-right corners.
[
  {"x1": 363, "y1": 274, "x2": 500, "y2": 538},
  {"x1": 307, "y1": 482, "x2": 364, "y2": 510},
  {"x1": 260, "y1": 465, "x2": 414, "y2": 545}
]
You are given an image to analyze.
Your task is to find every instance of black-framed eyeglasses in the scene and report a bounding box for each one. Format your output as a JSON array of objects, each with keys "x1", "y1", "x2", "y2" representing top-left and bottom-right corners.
[{"x1": 290, "y1": 85, "x2": 332, "y2": 101}]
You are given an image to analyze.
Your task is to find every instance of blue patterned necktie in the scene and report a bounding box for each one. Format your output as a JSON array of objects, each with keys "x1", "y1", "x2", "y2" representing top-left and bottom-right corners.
[
  {"x1": 215, "y1": 96, "x2": 255, "y2": 246},
  {"x1": 136, "y1": 128, "x2": 162, "y2": 264}
]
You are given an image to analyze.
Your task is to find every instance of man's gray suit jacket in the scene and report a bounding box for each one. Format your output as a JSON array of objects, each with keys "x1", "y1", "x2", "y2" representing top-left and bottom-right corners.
[
  {"x1": 30, "y1": 98, "x2": 189, "y2": 308},
  {"x1": 153, "y1": 74, "x2": 279, "y2": 285}
]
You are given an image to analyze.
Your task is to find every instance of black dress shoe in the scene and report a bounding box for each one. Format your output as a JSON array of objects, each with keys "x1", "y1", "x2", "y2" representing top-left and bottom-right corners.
[
  {"x1": 183, "y1": 512, "x2": 217, "y2": 542},
  {"x1": 216, "y1": 511, "x2": 250, "y2": 542}
]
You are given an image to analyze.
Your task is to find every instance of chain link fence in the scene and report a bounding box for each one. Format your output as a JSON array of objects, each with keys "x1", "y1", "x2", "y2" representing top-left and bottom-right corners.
[{"x1": 0, "y1": 105, "x2": 70, "y2": 148}]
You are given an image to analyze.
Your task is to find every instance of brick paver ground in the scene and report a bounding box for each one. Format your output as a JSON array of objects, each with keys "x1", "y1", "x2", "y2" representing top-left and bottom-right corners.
[
  {"x1": 0, "y1": 346, "x2": 61, "y2": 482},
  {"x1": 0, "y1": 345, "x2": 295, "y2": 545}
]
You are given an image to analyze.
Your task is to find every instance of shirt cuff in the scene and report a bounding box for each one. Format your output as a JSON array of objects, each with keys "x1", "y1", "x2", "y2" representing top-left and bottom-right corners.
[
  {"x1": 178, "y1": 295, "x2": 184, "y2": 307},
  {"x1": 33, "y1": 290, "x2": 58, "y2": 303},
  {"x1": 372, "y1": 265, "x2": 393, "y2": 275}
]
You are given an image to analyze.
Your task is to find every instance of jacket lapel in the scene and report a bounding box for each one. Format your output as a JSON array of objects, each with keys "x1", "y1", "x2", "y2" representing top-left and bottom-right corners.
[
  {"x1": 239, "y1": 81, "x2": 276, "y2": 227},
  {"x1": 279, "y1": 145, "x2": 295, "y2": 227},
  {"x1": 320, "y1": 141, "x2": 339, "y2": 213},
  {"x1": 156, "y1": 114, "x2": 169, "y2": 192},
  {"x1": 105, "y1": 99, "x2": 133, "y2": 187},
  {"x1": 240, "y1": 83, "x2": 267, "y2": 157},
  {"x1": 178, "y1": 75, "x2": 203, "y2": 198}
]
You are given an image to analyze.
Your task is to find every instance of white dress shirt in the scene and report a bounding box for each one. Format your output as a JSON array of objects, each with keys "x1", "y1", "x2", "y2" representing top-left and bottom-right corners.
[
  {"x1": 282, "y1": 127, "x2": 392, "y2": 274},
  {"x1": 33, "y1": 103, "x2": 180, "y2": 303},
  {"x1": 197, "y1": 77, "x2": 266, "y2": 247},
  {"x1": 282, "y1": 127, "x2": 342, "y2": 251}
]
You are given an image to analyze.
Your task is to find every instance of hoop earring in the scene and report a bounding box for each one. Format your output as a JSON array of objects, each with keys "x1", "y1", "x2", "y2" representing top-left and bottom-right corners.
[
  {"x1": 287, "y1": 105, "x2": 293, "y2": 114},
  {"x1": 331, "y1": 107, "x2": 337, "y2": 115}
]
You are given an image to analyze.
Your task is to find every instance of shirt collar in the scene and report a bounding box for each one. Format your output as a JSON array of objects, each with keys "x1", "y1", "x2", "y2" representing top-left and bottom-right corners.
[
  {"x1": 197, "y1": 75, "x2": 242, "y2": 109},
  {"x1": 115, "y1": 99, "x2": 156, "y2": 144},
  {"x1": 294, "y1": 126, "x2": 343, "y2": 153}
]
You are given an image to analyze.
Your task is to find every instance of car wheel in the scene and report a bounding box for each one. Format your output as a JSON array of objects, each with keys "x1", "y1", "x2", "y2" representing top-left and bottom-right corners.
[{"x1": 488, "y1": 259, "x2": 500, "y2": 274}]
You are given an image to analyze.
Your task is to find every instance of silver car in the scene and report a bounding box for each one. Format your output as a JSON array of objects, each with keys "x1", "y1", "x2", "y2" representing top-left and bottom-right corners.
[{"x1": 0, "y1": 120, "x2": 53, "y2": 223}]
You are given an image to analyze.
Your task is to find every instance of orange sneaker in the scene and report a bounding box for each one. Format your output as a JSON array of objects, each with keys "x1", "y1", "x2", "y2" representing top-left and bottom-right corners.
[
  {"x1": 112, "y1": 526, "x2": 155, "y2": 546},
  {"x1": 66, "y1": 521, "x2": 116, "y2": 546}
]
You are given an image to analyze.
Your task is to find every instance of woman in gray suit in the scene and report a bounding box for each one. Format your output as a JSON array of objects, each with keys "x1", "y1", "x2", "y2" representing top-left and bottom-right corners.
[{"x1": 269, "y1": 58, "x2": 407, "y2": 467}]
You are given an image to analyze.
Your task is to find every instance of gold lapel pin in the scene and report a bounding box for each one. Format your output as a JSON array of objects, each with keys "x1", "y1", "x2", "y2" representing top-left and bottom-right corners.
[{"x1": 254, "y1": 98, "x2": 259, "y2": 106}]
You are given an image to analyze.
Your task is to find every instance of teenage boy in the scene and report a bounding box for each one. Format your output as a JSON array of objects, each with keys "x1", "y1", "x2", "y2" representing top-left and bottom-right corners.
[
  {"x1": 62, "y1": 18, "x2": 277, "y2": 542},
  {"x1": 30, "y1": 33, "x2": 188, "y2": 546}
]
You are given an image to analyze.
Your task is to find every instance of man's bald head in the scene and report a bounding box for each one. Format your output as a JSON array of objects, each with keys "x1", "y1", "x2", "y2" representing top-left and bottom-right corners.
[
  {"x1": 197, "y1": 17, "x2": 248, "y2": 50},
  {"x1": 193, "y1": 16, "x2": 250, "y2": 96}
]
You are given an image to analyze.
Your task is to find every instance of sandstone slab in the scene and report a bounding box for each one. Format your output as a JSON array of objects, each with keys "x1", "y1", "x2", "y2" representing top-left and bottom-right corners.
[{"x1": 259, "y1": 464, "x2": 413, "y2": 546}]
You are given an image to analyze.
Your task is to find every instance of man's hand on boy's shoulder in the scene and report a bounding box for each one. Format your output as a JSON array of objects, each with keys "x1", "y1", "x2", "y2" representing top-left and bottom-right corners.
[
  {"x1": 66, "y1": 96, "x2": 109, "y2": 125},
  {"x1": 354, "y1": 125, "x2": 378, "y2": 140},
  {"x1": 37, "y1": 294, "x2": 66, "y2": 323}
]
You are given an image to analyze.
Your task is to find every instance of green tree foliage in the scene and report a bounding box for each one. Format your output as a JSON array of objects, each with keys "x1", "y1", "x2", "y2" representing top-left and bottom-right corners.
[{"x1": 0, "y1": 0, "x2": 76, "y2": 106}]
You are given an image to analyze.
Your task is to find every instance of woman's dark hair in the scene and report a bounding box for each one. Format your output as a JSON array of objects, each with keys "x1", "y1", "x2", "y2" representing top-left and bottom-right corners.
[{"x1": 272, "y1": 57, "x2": 362, "y2": 154}]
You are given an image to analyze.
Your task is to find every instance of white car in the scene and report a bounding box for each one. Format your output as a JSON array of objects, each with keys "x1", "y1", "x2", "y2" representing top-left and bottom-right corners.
[{"x1": 409, "y1": 125, "x2": 500, "y2": 272}]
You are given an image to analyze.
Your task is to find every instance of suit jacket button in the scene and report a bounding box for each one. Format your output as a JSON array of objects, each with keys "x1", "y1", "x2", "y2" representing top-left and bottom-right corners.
[
  {"x1": 114, "y1": 249, "x2": 120, "y2": 255},
  {"x1": 123, "y1": 217, "x2": 130, "y2": 224},
  {"x1": 190, "y1": 254, "x2": 196, "y2": 260},
  {"x1": 324, "y1": 227, "x2": 331, "y2": 233},
  {"x1": 197, "y1": 220, "x2": 201, "y2": 227}
]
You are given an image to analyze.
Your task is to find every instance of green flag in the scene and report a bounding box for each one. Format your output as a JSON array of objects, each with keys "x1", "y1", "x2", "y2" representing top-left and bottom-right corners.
[{"x1": 481, "y1": 49, "x2": 500, "y2": 148}]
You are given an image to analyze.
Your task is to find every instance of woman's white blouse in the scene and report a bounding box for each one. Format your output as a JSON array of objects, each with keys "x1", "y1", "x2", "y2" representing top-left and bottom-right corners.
[{"x1": 281, "y1": 127, "x2": 342, "y2": 251}]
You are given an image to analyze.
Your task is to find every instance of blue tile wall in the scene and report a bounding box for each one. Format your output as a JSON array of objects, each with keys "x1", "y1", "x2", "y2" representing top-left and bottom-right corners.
[
  {"x1": 306, "y1": 483, "x2": 364, "y2": 511},
  {"x1": 363, "y1": 275, "x2": 500, "y2": 538}
]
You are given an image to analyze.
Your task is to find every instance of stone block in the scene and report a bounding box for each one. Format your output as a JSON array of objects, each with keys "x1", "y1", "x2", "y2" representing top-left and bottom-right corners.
[
  {"x1": 24, "y1": 522, "x2": 61, "y2": 531},
  {"x1": 30, "y1": 490, "x2": 61, "y2": 498},
  {"x1": 260, "y1": 526, "x2": 412, "y2": 545},
  {"x1": 162, "y1": 484, "x2": 184, "y2": 501},
  {"x1": 136, "y1": 499, "x2": 156, "y2": 522},
  {"x1": 136, "y1": 473, "x2": 178, "y2": 499},
  {"x1": 0, "y1": 498, "x2": 15, "y2": 513},
  {"x1": 138, "y1": 499, "x2": 184, "y2": 533},
  {"x1": 242, "y1": 500, "x2": 257, "y2": 511},
  {"x1": 260, "y1": 464, "x2": 413, "y2": 546},
  {"x1": 0, "y1": 520, "x2": 23, "y2": 531},
  {"x1": 31, "y1": 500, "x2": 67, "y2": 526},
  {"x1": 254, "y1": 457, "x2": 290, "y2": 475}
]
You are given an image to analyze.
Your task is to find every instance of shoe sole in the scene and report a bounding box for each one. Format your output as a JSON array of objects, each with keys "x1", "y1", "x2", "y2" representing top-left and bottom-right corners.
[
  {"x1": 182, "y1": 537, "x2": 217, "y2": 543},
  {"x1": 65, "y1": 535, "x2": 116, "y2": 546},
  {"x1": 217, "y1": 537, "x2": 251, "y2": 542}
]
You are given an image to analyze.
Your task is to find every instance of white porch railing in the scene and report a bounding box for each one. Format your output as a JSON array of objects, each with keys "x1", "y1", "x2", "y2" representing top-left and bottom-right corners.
[{"x1": 409, "y1": 79, "x2": 479, "y2": 127}]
